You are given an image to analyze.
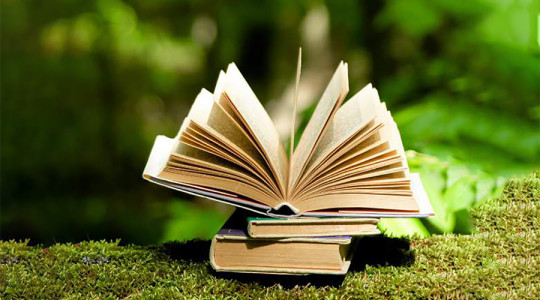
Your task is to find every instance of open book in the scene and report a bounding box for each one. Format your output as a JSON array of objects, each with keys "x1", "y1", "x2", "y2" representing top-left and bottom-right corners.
[{"x1": 143, "y1": 52, "x2": 434, "y2": 218}]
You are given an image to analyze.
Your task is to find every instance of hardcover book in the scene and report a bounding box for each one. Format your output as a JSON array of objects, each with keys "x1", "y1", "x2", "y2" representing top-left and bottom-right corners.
[
  {"x1": 143, "y1": 52, "x2": 434, "y2": 218},
  {"x1": 247, "y1": 217, "x2": 380, "y2": 238},
  {"x1": 210, "y1": 227, "x2": 355, "y2": 275}
]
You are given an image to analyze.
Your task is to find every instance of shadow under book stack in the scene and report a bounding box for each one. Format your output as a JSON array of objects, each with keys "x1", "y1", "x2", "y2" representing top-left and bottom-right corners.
[{"x1": 210, "y1": 210, "x2": 381, "y2": 275}]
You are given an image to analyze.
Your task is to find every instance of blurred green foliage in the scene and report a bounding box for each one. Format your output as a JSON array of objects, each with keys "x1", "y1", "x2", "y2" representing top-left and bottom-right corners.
[
  {"x1": 1, "y1": 0, "x2": 538, "y2": 243},
  {"x1": 379, "y1": 151, "x2": 507, "y2": 237}
]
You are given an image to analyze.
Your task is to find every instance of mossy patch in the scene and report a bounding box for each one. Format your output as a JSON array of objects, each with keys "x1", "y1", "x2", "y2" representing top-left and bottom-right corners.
[{"x1": 1, "y1": 173, "x2": 539, "y2": 299}]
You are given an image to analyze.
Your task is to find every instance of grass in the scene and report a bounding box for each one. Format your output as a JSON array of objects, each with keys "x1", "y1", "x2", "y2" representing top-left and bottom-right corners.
[{"x1": 1, "y1": 173, "x2": 539, "y2": 299}]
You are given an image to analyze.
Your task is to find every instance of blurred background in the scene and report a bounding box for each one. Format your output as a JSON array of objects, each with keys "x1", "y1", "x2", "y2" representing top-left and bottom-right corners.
[{"x1": 2, "y1": 0, "x2": 539, "y2": 244}]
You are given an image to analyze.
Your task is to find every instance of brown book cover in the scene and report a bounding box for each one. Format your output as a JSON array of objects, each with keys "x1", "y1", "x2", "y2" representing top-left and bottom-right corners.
[{"x1": 210, "y1": 227, "x2": 355, "y2": 275}]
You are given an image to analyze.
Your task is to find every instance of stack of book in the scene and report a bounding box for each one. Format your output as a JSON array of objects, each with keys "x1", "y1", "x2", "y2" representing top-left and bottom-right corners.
[
  {"x1": 210, "y1": 210, "x2": 381, "y2": 275},
  {"x1": 143, "y1": 51, "x2": 434, "y2": 275}
]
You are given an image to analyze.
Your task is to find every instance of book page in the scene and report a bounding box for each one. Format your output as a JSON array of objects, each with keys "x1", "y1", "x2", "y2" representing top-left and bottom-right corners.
[
  {"x1": 288, "y1": 62, "x2": 349, "y2": 192},
  {"x1": 321, "y1": 141, "x2": 392, "y2": 179},
  {"x1": 290, "y1": 48, "x2": 302, "y2": 158},
  {"x1": 290, "y1": 119, "x2": 382, "y2": 199},
  {"x1": 168, "y1": 142, "x2": 279, "y2": 198},
  {"x1": 293, "y1": 192, "x2": 419, "y2": 213},
  {"x1": 159, "y1": 169, "x2": 281, "y2": 207},
  {"x1": 180, "y1": 125, "x2": 261, "y2": 177},
  {"x1": 292, "y1": 97, "x2": 406, "y2": 202},
  {"x1": 222, "y1": 63, "x2": 289, "y2": 198},
  {"x1": 184, "y1": 89, "x2": 280, "y2": 193},
  {"x1": 214, "y1": 71, "x2": 247, "y2": 130},
  {"x1": 302, "y1": 84, "x2": 382, "y2": 182},
  {"x1": 296, "y1": 156, "x2": 406, "y2": 200},
  {"x1": 296, "y1": 158, "x2": 406, "y2": 195},
  {"x1": 299, "y1": 149, "x2": 400, "y2": 194}
]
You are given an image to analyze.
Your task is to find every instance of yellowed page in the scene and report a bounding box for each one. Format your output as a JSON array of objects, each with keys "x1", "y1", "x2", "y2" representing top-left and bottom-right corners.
[
  {"x1": 222, "y1": 63, "x2": 289, "y2": 198},
  {"x1": 168, "y1": 142, "x2": 280, "y2": 198},
  {"x1": 188, "y1": 89, "x2": 262, "y2": 163},
  {"x1": 323, "y1": 161, "x2": 406, "y2": 185},
  {"x1": 183, "y1": 89, "x2": 280, "y2": 193},
  {"x1": 295, "y1": 86, "x2": 387, "y2": 193},
  {"x1": 297, "y1": 157, "x2": 405, "y2": 199},
  {"x1": 294, "y1": 174, "x2": 429, "y2": 214},
  {"x1": 304, "y1": 84, "x2": 381, "y2": 175},
  {"x1": 199, "y1": 95, "x2": 280, "y2": 190},
  {"x1": 318, "y1": 126, "x2": 386, "y2": 172},
  {"x1": 289, "y1": 62, "x2": 349, "y2": 192},
  {"x1": 329, "y1": 153, "x2": 402, "y2": 181},
  {"x1": 292, "y1": 102, "x2": 410, "y2": 204},
  {"x1": 313, "y1": 141, "x2": 391, "y2": 183},
  {"x1": 164, "y1": 164, "x2": 274, "y2": 198},
  {"x1": 179, "y1": 121, "x2": 275, "y2": 189},
  {"x1": 319, "y1": 188, "x2": 412, "y2": 196},
  {"x1": 293, "y1": 193, "x2": 419, "y2": 213},
  {"x1": 214, "y1": 71, "x2": 247, "y2": 130},
  {"x1": 290, "y1": 47, "x2": 302, "y2": 158},
  {"x1": 297, "y1": 151, "x2": 402, "y2": 199},
  {"x1": 294, "y1": 142, "x2": 391, "y2": 195},
  {"x1": 213, "y1": 71, "x2": 227, "y2": 103},
  {"x1": 159, "y1": 169, "x2": 281, "y2": 207},
  {"x1": 290, "y1": 120, "x2": 382, "y2": 199},
  {"x1": 181, "y1": 124, "x2": 266, "y2": 184},
  {"x1": 326, "y1": 141, "x2": 391, "y2": 174}
]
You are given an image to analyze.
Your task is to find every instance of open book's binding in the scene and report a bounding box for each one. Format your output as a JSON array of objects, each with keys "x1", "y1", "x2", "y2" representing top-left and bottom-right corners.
[
  {"x1": 143, "y1": 135, "x2": 434, "y2": 218},
  {"x1": 209, "y1": 229, "x2": 354, "y2": 275}
]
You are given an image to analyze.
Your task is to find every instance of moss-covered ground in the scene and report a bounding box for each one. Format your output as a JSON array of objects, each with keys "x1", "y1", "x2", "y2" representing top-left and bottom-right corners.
[{"x1": 1, "y1": 173, "x2": 539, "y2": 299}]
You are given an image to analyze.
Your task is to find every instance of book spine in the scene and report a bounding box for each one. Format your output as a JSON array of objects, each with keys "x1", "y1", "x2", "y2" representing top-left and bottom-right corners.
[{"x1": 208, "y1": 237, "x2": 221, "y2": 272}]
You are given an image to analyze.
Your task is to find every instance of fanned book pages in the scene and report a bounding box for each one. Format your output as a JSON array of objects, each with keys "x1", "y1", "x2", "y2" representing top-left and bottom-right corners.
[{"x1": 143, "y1": 54, "x2": 434, "y2": 218}]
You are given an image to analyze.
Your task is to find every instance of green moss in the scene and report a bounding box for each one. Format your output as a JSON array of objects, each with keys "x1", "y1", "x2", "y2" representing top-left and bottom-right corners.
[{"x1": 2, "y1": 173, "x2": 539, "y2": 299}]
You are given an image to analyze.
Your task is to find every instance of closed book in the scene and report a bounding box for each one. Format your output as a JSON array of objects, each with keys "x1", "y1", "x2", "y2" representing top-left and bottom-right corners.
[
  {"x1": 210, "y1": 228, "x2": 355, "y2": 275},
  {"x1": 247, "y1": 217, "x2": 380, "y2": 238}
]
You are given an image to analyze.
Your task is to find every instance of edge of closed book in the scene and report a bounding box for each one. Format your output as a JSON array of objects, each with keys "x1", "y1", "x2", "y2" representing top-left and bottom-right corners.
[
  {"x1": 209, "y1": 231, "x2": 355, "y2": 275},
  {"x1": 246, "y1": 218, "x2": 381, "y2": 238}
]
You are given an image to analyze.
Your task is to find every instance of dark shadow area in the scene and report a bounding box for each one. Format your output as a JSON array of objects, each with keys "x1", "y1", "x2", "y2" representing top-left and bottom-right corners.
[
  {"x1": 211, "y1": 271, "x2": 346, "y2": 288},
  {"x1": 158, "y1": 235, "x2": 413, "y2": 289},
  {"x1": 349, "y1": 235, "x2": 414, "y2": 271},
  {"x1": 159, "y1": 240, "x2": 212, "y2": 262},
  {"x1": 210, "y1": 235, "x2": 413, "y2": 288}
]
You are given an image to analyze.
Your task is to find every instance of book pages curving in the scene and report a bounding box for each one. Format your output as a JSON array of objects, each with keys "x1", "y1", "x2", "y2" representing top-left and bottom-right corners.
[{"x1": 143, "y1": 58, "x2": 434, "y2": 218}]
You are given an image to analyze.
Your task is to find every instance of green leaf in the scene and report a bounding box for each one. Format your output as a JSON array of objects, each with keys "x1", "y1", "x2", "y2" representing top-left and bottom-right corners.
[
  {"x1": 453, "y1": 208, "x2": 474, "y2": 234},
  {"x1": 160, "y1": 199, "x2": 228, "y2": 242},
  {"x1": 378, "y1": 218, "x2": 430, "y2": 237},
  {"x1": 444, "y1": 177, "x2": 476, "y2": 211}
]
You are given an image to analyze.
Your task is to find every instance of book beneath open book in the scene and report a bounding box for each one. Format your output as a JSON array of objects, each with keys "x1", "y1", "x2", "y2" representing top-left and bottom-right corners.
[
  {"x1": 143, "y1": 51, "x2": 434, "y2": 218},
  {"x1": 209, "y1": 209, "x2": 371, "y2": 275},
  {"x1": 247, "y1": 217, "x2": 380, "y2": 238},
  {"x1": 210, "y1": 228, "x2": 355, "y2": 275}
]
